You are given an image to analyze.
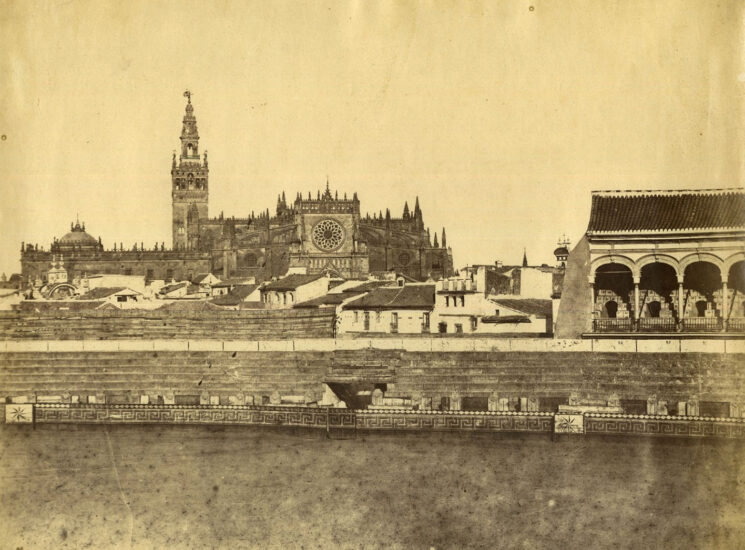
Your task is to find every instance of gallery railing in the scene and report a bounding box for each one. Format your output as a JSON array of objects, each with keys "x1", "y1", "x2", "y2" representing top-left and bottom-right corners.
[
  {"x1": 593, "y1": 317, "x2": 738, "y2": 333},
  {"x1": 637, "y1": 318, "x2": 678, "y2": 333},
  {"x1": 681, "y1": 317, "x2": 722, "y2": 332}
]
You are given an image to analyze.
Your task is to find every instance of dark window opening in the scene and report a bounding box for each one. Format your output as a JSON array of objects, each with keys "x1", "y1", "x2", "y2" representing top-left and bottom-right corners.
[
  {"x1": 462, "y1": 396, "x2": 489, "y2": 412},
  {"x1": 699, "y1": 401, "x2": 730, "y2": 418},
  {"x1": 174, "y1": 394, "x2": 200, "y2": 405},
  {"x1": 454, "y1": 323, "x2": 463, "y2": 334},
  {"x1": 646, "y1": 300, "x2": 661, "y2": 318},
  {"x1": 621, "y1": 399, "x2": 647, "y2": 415},
  {"x1": 438, "y1": 322, "x2": 447, "y2": 334},
  {"x1": 695, "y1": 300, "x2": 709, "y2": 317},
  {"x1": 604, "y1": 300, "x2": 618, "y2": 319}
]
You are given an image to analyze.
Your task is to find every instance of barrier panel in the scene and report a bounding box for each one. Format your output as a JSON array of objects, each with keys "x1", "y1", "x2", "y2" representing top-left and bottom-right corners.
[{"x1": 21, "y1": 404, "x2": 745, "y2": 439}]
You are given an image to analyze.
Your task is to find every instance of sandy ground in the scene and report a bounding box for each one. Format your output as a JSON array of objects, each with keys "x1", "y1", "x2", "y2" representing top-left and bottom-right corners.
[{"x1": 1, "y1": 425, "x2": 743, "y2": 549}]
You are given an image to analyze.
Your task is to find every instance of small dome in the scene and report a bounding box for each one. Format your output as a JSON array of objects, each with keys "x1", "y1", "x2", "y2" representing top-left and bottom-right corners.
[
  {"x1": 59, "y1": 221, "x2": 99, "y2": 247},
  {"x1": 554, "y1": 246, "x2": 569, "y2": 257}
]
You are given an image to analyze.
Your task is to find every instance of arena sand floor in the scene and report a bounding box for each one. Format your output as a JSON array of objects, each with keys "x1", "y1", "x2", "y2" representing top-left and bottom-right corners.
[{"x1": 1, "y1": 424, "x2": 743, "y2": 549}]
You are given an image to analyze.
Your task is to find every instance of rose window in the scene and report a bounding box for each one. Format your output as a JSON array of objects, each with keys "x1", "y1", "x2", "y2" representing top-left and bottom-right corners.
[{"x1": 312, "y1": 219, "x2": 345, "y2": 251}]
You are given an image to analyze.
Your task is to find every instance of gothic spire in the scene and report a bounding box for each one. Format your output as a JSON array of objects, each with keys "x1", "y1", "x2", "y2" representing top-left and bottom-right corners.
[
  {"x1": 522, "y1": 248, "x2": 528, "y2": 267},
  {"x1": 433, "y1": 232, "x2": 439, "y2": 248},
  {"x1": 441, "y1": 227, "x2": 447, "y2": 248},
  {"x1": 414, "y1": 196, "x2": 421, "y2": 217},
  {"x1": 403, "y1": 201, "x2": 410, "y2": 219}
]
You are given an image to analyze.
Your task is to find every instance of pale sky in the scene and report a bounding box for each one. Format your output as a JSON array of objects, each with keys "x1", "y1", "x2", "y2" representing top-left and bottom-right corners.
[{"x1": 1, "y1": 0, "x2": 743, "y2": 276}]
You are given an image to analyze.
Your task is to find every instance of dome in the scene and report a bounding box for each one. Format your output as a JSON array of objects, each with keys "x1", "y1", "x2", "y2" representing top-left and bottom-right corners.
[
  {"x1": 58, "y1": 221, "x2": 100, "y2": 249},
  {"x1": 553, "y1": 246, "x2": 569, "y2": 257}
]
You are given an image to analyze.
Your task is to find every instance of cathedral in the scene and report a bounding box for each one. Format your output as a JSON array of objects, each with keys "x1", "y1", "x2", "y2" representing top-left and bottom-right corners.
[{"x1": 21, "y1": 92, "x2": 454, "y2": 285}]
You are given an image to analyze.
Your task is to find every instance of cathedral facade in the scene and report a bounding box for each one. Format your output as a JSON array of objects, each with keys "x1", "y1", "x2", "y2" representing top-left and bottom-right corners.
[{"x1": 21, "y1": 93, "x2": 454, "y2": 285}]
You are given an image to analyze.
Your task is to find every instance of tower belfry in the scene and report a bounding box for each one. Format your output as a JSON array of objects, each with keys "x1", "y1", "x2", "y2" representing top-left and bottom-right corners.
[{"x1": 171, "y1": 90, "x2": 209, "y2": 250}]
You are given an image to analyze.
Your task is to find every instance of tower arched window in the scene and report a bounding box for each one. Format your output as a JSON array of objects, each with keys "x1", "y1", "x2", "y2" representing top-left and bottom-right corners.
[{"x1": 187, "y1": 173, "x2": 194, "y2": 188}]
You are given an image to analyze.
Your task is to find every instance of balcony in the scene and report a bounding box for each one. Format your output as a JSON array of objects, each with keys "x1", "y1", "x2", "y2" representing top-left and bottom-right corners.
[
  {"x1": 680, "y1": 317, "x2": 722, "y2": 332},
  {"x1": 592, "y1": 317, "x2": 740, "y2": 334},
  {"x1": 637, "y1": 318, "x2": 677, "y2": 333},
  {"x1": 593, "y1": 319, "x2": 634, "y2": 333}
]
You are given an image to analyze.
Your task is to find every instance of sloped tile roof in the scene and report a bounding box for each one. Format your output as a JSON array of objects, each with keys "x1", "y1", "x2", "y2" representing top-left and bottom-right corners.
[
  {"x1": 481, "y1": 315, "x2": 531, "y2": 324},
  {"x1": 209, "y1": 284, "x2": 260, "y2": 306},
  {"x1": 343, "y1": 284, "x2": 435, "y2": 310},
  {"x1": 76, "y1": 287, "x2": 130, "y2": 300},
  {"x1": 263, "y1": 273, "x2": 326, "y2": 291},
  {"x1": 492, "y1": 298, "x2": 552, "y2": 316},
  {"x1": 160, "y1": 282, "x2": 188, "y2": 294},
  {"x1": 587, "y1": 189, "x2": 745, "y2": 233}
]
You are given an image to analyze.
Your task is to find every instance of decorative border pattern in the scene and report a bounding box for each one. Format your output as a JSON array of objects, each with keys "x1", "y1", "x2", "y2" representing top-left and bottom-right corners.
[
  {"x1": 585, "y1": 416, "x2": 745, "y2": 438},
  {"x1": 27, "y1": 405, "x2": 745, "y2": 439},
  {"x1": 356, "y1": 412, "x2": 552, "y2": 432}
]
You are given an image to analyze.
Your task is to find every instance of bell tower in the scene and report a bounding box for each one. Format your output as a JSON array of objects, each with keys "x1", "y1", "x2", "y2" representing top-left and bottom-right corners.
[{"x1": 171, "y1": 90, "x2": 209, "y2": 250}]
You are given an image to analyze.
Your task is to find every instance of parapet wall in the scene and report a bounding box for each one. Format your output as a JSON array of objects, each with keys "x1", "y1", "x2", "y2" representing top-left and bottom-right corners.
[{"x1": 0, "y1": 309, "x2": 335, "y2": 340}]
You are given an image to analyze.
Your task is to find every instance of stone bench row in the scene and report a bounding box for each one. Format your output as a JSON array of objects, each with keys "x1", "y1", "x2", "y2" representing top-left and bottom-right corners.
[{"x1": 1, "y1": 338, "x2": 743, "y2": 353}]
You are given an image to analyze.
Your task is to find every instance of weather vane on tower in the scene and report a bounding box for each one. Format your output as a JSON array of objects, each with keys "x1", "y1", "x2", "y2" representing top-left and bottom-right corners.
[{"x1": 183, "y1": 89, "x2": 191, "y2": 103}]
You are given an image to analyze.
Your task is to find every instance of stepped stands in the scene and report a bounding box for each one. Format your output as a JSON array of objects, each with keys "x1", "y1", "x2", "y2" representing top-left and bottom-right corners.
[
  {"x1": 1, "y1": 345, "x2": 742, "y2": 416},
  {"x1": 392, "y1": 351, "x2": 745, "y2": 412},
  {"x1": 0, "y1": 351, "x2": 331, "y2": 403},
  {"x1": 0, "y1": 309, "x2": 335, "y2": 340}
]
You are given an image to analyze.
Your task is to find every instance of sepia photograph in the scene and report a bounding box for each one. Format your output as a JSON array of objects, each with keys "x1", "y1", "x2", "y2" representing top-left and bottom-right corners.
[{"x1": 1, "y1": 1, "x2": 743, "y2": 548}]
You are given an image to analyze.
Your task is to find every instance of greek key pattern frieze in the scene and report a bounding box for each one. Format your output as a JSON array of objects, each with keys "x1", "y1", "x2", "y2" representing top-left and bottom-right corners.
[
  {"x1": 357, "y1": 413, "x2": 552, "y2": 432},
  {"x1": 585, "y1": 416, "x2": 745, "y2": 439}
]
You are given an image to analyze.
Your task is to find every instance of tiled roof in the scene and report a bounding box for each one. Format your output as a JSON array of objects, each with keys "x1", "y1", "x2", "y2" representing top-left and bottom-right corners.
[
  {"x1": 481, "y1": 315, "x2": 530, "y2": 324},
  {"x1": 209, "y1": 284, "x2": 260, "y2": 306},
  {"x1": 492, "y1": 298, "x2": 552, "y2": 316},
  {"x1": 16, "y1": 300, "x2": 105, "y2": 312},
  {"x1": 263, "y1": 273, "x2": 326, "y2": 291},
  {"x1": 343, "y1": 284, "x2": 435, "y2": 310},
  {"x1": 160, "y1": 282, "x2": 188, "y2": 294},
  {"x1": 76, "y1": 287, "x2": 130, "y2": 300},
  {"x1": 159, "y1": 300, "x2": 222, "y2": 311},
  {"x1": 587, "y1": 189, "x2": 745, "y2": 233}
]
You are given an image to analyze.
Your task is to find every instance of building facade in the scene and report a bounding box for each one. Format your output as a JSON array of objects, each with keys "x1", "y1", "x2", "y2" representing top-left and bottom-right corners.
[
  {"x1": 21, "y1": 93, "x2": 454, "y2": 286},
  {"x1": 556, "y1": 188, "x2": 745, "y2": 337}
]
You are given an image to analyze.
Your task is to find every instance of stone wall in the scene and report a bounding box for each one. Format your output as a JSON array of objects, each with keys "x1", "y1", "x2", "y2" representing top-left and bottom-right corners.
[{"x1": 0, "y1": 309, "x2": 335, "y2": 340}]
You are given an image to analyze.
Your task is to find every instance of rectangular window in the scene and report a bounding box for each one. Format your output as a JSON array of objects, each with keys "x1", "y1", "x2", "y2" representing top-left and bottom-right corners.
[
  {"x1": 391, "y1": 312, "x2": 399, "y2": 332},
  {"x1": 445, "y1": 296, "x2": 450, "y2": 307},
  {"x1": 423, "y1": 312, "x2": 430, "y2": 330},
  {"x1": 117, "y1": 295, "x2": 127, "y2": 303},
  {"x1": 455, "y1": 323, "x2": 463, "y2": 334},
  {"x1": 364, "y1": 311, "x2": 370, "y2": 331},
  {"x1": 460, "y1": 296, "x2": 465, "y2": 306},
  {"x1": 470, "y1": 316, "x2": 478, "y2": 331},
  {"x1": 438, "y1": 322, "x2": 447, "y2": 334},
  {"x1": 354, "y1": 311, "x2": 359, "y2": 323},
  {"x1": 494, "y1": 309, "x2": 500, "y2": 317}
]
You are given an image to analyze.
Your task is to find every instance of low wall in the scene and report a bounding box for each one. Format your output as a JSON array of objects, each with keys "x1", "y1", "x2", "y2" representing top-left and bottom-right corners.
[
  {"x1": 0, "y1": 309, "x2": 335, "y2": 340},
  {"x1": 1, "y1": 337, "x2": 743, "y2": 353},
  {"x1": 7, "y1": 404, "x2": 744, "y2": 439}
]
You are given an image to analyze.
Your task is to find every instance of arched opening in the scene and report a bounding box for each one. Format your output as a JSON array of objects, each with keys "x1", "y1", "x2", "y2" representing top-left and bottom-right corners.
[
  {"x1": 682, "y1": 261, "x2": 723, "y2": 331},
  {"x1": 187, "y1": 143, "x2": 194, "y2": 156},
  {"x1": 603, "y1": 300, "x2": 618, "y2": 318},
  {"x1": 695, "y1": 300, "x2": 708, "y2": 317},
  {"x1": 726, "y1": 261, "x2": 745, "y2": 331},
  {"x1": 646, "y1": 301, "x2": 661, "y2": 318},
  {"x1": 593, "y1": 263, "x2": 633, "y2": 331},
  {"x1": 638, "y1": 262, "x2": 678, "y2": 331}
]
